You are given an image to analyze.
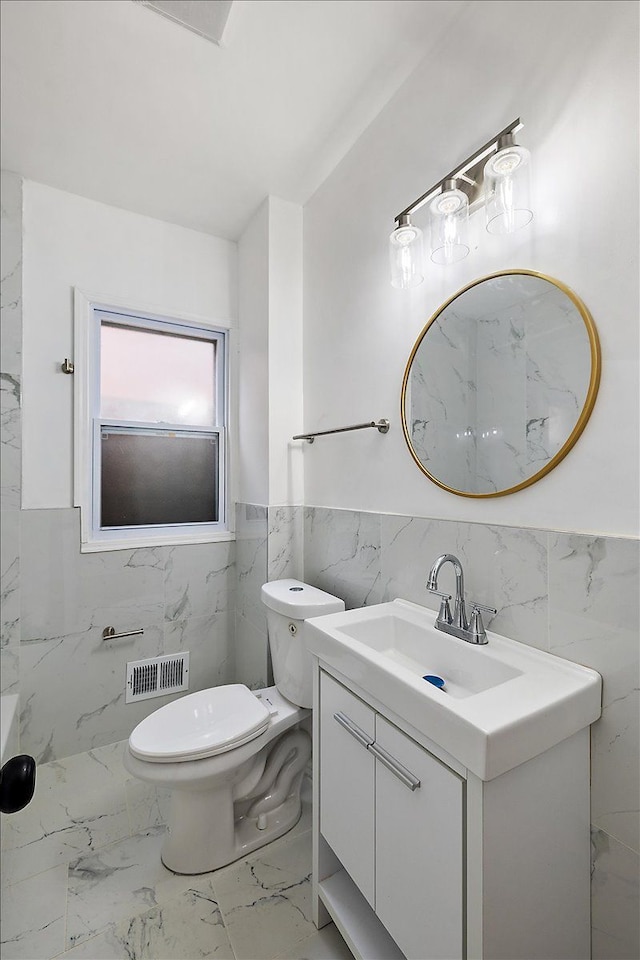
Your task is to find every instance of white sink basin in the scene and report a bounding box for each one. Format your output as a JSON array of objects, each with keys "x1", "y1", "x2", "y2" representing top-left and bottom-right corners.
[
  {"x1": 339, "y1": 613, "x2": 522, "y2": 699},
  {"x1": 306, "y1": 599, "x2": 601, "y2": 780}
]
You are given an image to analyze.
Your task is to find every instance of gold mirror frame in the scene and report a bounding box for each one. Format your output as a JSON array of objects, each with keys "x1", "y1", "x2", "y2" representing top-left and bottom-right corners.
[{"x1": 401, "y1": 269, "x2": 601, "y2": 498}]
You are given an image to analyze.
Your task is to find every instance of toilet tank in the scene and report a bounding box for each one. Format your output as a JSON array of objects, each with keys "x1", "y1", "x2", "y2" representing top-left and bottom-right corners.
[{"x1": 261, "y1": 579, "x2": 345, "y2": 708}]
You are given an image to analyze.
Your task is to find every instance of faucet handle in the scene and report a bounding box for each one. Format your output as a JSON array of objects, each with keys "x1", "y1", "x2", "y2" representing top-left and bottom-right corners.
[
  {"x1": 469, "y1": 601, "x2": 497, "y2": 617},
  {"x1": 468, "y1": 602, "x2": 497, "y2": 645},
  {"x1": 428, "y1": 590, "x2": 453, "y2": 625}
]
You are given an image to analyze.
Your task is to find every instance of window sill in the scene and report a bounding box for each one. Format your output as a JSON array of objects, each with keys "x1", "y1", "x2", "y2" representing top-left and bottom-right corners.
[{"x1": 80, "y1": 530, "x2": 236, "y2": 553}]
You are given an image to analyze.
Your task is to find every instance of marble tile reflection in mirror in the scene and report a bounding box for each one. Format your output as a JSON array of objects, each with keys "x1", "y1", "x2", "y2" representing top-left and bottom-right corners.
[{"x1": 401, "y1": 271, "x2": 600, "y2": 497}]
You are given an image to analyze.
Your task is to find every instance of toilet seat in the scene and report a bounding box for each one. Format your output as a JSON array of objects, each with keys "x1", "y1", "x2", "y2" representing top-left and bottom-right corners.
[{"x1": 129, "y1": 684, "x2": 271, "y2": 762}]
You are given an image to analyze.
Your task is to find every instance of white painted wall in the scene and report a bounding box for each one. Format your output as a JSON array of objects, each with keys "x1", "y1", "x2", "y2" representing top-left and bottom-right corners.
[
  {"x1": 237, "y1": 196, "x2": 304, "y2": 507},
  {"x1": 238, "y1": 200, "x2": 269, "y2": 505},
  {"x1": 21, "y1": 180, "x2": 237, "y2": 509},
  {"x1": 268, "y1": 197, "x2": 304, "y2": 506},
  {"x1": 303, "y1": 0, "x2": 639, "y2": 538}
]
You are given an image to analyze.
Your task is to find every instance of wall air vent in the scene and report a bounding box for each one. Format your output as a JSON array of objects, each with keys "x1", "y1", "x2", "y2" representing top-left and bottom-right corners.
[
  {"x1": 133, "y1": 1, "x2": 233, "y2": 46},
  {"x1": 126, "y1": 652, "x2": 190, "y2": 703}
]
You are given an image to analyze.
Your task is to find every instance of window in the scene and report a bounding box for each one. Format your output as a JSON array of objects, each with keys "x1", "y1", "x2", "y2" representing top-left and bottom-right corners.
[{"x1": 75, "y1": 296, "x2": 231, "y2": 550}]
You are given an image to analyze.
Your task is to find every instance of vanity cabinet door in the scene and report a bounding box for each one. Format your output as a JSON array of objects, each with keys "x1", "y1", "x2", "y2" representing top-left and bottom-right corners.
[
  {"x1": 320, "y1": 671, "x2": 376, "y2": 907},
  {"x1": 375, "y1": 716, "x2": 464, "y2": 960}
]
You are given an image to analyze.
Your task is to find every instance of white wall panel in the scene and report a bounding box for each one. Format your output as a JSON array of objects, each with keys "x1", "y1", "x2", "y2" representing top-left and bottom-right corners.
[
  {"x1": 22, "y1": 181, "x2": 237, "y2": 509},
  {"x1": 303, "y1": 0, "x2": 639, "y2": 537},
  {"x1": 238, "y1": 200, "x2": 269, "y2": 505}
]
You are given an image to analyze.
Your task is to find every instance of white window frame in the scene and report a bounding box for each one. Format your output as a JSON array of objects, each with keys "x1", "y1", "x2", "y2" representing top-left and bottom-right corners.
[{"x1": 74, "y1": 290, "x2": 235, "y2": 552}]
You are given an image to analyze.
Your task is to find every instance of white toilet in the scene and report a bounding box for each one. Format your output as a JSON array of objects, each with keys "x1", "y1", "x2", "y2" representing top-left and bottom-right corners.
[{"x1": 124, "y1": 578, "x2": 344, "y2": 874}]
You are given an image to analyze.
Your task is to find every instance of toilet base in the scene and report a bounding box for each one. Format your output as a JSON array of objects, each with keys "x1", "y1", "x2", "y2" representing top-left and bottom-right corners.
[
  {"x1": 158, "y1": 727, "x2": 311, "y2": 875},
  {"x1": 161, "y1": 790, "x2": 304, "y2": 875}
]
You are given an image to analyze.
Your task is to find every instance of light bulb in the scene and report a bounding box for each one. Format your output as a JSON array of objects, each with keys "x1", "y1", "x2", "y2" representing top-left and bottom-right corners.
[
  {"x1": 486, "y1": 149, "x2": 523, "y2": 177},
  {"x1": 485, "y1": 138, "x2": 533, "y2": 235},
  {"x1": 435, "y1": 193, "x2": 464, "y2": 216},
  {"x1": 389, "y1": 215, "x2": 424, "y2": 288},
  {"x1": 429, "y1": 181, "x2": 470, "y2": 265}
]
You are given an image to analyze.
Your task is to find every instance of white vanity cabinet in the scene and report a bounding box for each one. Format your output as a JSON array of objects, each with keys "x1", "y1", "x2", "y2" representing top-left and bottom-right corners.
[
  {"x1": 375, "y1": 715, "x2": 463, "y2": 960},
  {"x1": 319, "y1": 671, "x2": 463, "y2": 960},
  {"x1": 319, "y1": 670, "x2": 376, "y2": 906},
  {"x1": 313, "y1": 663, "x2": 591, "y2": 960}
]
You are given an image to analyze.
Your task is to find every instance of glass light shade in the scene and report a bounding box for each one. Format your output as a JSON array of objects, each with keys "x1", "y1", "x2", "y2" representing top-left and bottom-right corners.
[
  {"x1": 484, "y1": 143, "x2": 533, "y2": 234},
  {"x1": 389, "y1": 217, "x2": 424, "y2": 289},
  {"x1": 429, "y1": 184, "x2": 470, "y2": 265}
]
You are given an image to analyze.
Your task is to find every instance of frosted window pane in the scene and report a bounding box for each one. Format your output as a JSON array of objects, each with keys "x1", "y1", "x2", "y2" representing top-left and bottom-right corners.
[
  {"x1": 101, "y1": 324, "x2": 215, "y2": 425},
  {"x1": 101, "y1": 431, "x2": 218, "y2": 527}
]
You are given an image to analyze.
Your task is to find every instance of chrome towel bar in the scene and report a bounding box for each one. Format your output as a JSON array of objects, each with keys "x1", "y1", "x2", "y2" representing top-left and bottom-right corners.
[{"x1": 293, "y1": 419, "x2": 389, "y2": 443}]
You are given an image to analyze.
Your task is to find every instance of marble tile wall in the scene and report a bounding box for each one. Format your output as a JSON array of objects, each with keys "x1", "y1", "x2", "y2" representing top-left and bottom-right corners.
[
  {"x1": 304, "y1": 505, "x2": 640, "y2": 959},
  {"x1": 1, "y1": 171, "x2": 22, "y2": 698},
  {"x1": 0, "y1": 173, "x2": 22, "y2": 379},
  {"x1": 267, "y1": 505, "x2": 303, "y2": 582},
  {"x1": 19, "y1": 508, "x2": 235, "y2": 764},
  {"x1": 232, "y1": 502, "x2": 305, "y2": 693},
  {"x1": 0, "y1": 506, "x2": 20, "y2": 697},
  {"x1": 235, "y1": 503, "x2": 269, "y2": 688}
]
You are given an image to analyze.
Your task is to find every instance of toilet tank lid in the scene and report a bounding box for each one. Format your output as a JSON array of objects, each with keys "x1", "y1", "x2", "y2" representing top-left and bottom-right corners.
[{"x1": 261, "y1": 579, "x2": 345, "y2": 619}]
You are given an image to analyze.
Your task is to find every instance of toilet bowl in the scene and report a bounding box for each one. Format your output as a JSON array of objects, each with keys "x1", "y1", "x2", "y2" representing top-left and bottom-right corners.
[{"x1": 124, "y1": 579, "x2": 344, "y2": 874}]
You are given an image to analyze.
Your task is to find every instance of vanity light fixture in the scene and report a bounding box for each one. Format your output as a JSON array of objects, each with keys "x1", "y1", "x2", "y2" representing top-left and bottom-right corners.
[
  {"x1": 389, "y1": 213, "x2": 424, "y2": 289},
  {"x1": 390, "y1": 118, "x2": 532, "y2": 288},
  {"x1": 484, "y1": 132, "x2": 532, "y2": 234},
  {"x1": 429, "y1": 179, "x2": 470, "y2": 265}
]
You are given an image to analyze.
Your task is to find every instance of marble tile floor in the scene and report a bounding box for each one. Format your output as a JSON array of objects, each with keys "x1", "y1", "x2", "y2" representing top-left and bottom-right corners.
[{"x1": 1, "y1": 804, "x2": 353, "y2": 960}]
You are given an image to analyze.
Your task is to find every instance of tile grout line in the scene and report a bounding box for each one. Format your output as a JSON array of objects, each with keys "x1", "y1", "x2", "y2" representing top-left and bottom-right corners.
[
  {"x1": 590, "y1": 825, "x2": 640, "y2": 858},
  {"x1": 269, "y1": 923, "x2": 322, "y2": 960},
  {"x1": 209, "y1": 874, "x2": 240, "y2": 960},
  {"x1": 208, "y1": 823, "x2": 316, "y2": 960},
  {"x1": 61, "y1": 861, "x2": 69, "y2": 960}
]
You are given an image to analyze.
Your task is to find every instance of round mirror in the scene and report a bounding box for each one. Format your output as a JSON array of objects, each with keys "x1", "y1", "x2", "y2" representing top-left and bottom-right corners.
[{"x1": 401, "y1": 270, "x2": 601, "y2": 498}]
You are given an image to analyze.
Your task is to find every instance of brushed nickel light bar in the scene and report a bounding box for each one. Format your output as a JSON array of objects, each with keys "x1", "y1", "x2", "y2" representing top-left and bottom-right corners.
[
  {"x1": 395, "y1": 118, "x2": 523, "y2": 224},
  {"x1": 389, "y1": 118, "x2": 532, "y2": 288}
]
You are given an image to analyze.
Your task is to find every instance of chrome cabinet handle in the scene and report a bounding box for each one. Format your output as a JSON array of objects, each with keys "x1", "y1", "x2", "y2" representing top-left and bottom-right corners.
[
  {"x1": 332, "y1": 712, "x2": 420, "y2": 791},
  {"x1": 333, "y1": 712, "x2": 374, "y2": 749},
  {"x1": 368, "y1": 742, "x2": 421, "y2": 791}
]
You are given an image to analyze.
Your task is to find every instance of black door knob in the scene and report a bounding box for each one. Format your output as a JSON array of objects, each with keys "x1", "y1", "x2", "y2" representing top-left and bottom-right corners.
[{"x1": 0, "y1": 754, "x2": 36, "y2": 813}]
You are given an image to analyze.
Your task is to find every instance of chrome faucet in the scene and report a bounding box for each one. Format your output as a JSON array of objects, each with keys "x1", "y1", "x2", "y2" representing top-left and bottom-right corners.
[
  {"x1": 427, "y1": 554, "x2": 496, "y2": 645},
  {"x1": 427, "y1": 553, "x2": 468, "y2": 630}
]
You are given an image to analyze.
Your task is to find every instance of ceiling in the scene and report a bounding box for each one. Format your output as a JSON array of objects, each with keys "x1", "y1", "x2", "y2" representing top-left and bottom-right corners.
[{"x1": 0, "y1": 0, "x2": 465, "y2": 240}]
